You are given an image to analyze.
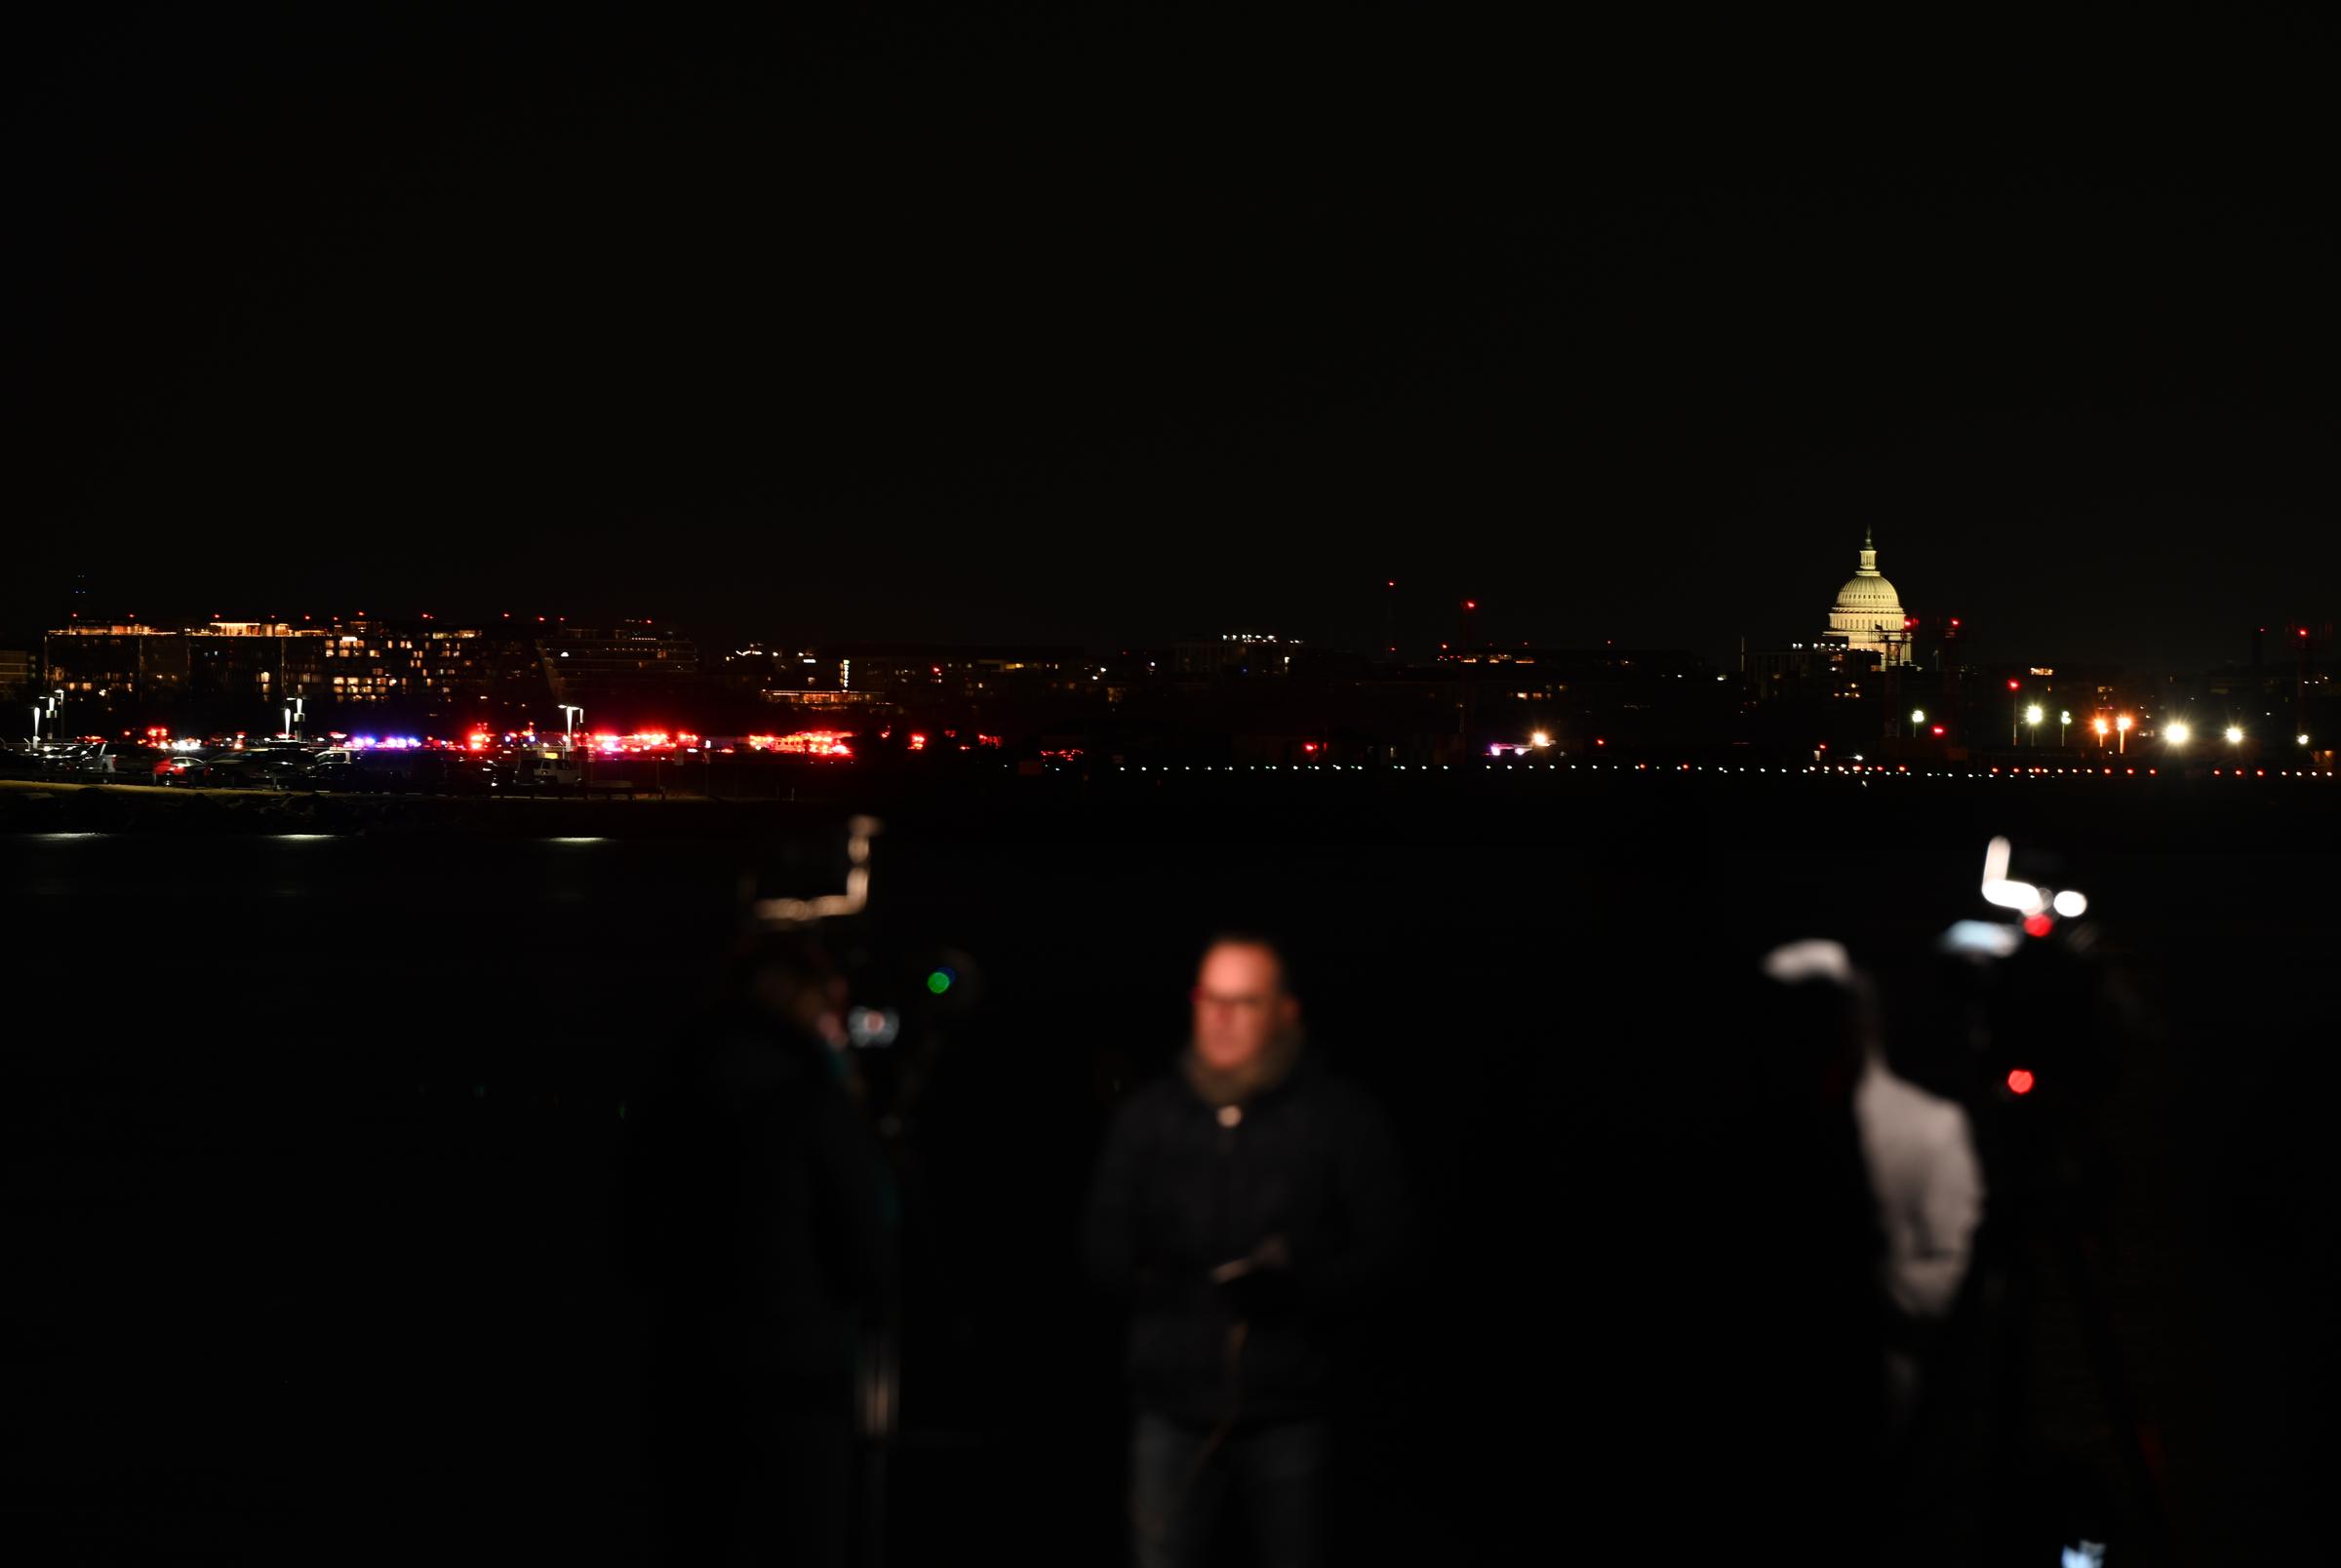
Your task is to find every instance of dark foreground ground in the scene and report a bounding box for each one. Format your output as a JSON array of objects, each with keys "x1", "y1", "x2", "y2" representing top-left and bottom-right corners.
[{"x1": 4, "y1": 771, "x2": 2336, "y2": 1561}]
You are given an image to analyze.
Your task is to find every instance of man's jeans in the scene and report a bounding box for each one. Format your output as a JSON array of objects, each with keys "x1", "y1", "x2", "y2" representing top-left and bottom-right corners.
[{"x1": 1131, "y1": 1410, "x2": 1328, "y2": 1568}]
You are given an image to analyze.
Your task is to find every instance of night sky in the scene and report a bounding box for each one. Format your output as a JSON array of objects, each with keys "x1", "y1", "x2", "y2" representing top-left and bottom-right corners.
[{"x1": 7, "y1": 4, "x2": 2337, "y2": 668}]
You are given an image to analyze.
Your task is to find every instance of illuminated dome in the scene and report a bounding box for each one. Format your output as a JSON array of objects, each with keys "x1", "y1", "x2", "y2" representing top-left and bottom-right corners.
[{"x1": 1827, "y1": 527, "x2": 1913, "y2": 665}]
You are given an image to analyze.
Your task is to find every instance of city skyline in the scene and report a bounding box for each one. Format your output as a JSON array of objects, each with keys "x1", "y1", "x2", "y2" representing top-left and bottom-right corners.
[
  {"x1": 16, "y1": 527, "x2": 2330, "y2": 681},
  {"x1": 8, "y1": 10, "x2": 2341, "y2": 671}
]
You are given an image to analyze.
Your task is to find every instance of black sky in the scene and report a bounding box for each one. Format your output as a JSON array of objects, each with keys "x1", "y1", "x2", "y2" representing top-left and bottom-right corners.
[{"x1": 6, "y1": 3, "x2": 2338, "y2": 668}]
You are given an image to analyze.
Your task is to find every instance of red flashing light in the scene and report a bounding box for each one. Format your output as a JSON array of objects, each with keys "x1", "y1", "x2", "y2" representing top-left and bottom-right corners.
[
  {"x1": 2006, "y1": 1068, "x2": 2036, "y2": 1096},
  {"x1": 1930, "y1": 725, "x2": 1945, "y2": 736},
  {"x1": 1303, "y1": 742, "x2": 1318, "y2": 753},
  {"x1": 1950, "y1": 618, "x2": 1961, "y2": 628},
  {"x1": 2007, "y1": 679, "x2": 2021, "y2": 690},
  {"x1": 2022, "y1": 914, "x2": 2053, "y2": 938},
  {"x1": 1463, "y1": 600, "x2": 1478, "y2": 610},
  {"x1": 743, "y1": 730, "x2": 853, "y2": 758},
  {"x1": 1595, "y1": 737, "x2": 1606, "y2": 746}
]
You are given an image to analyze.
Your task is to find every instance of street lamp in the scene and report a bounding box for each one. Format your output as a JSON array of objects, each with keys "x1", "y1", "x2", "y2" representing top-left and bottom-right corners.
[
  {"x1": 2024, "y1": 703, "x2": 2043, "y2": 745},
  {"x1": 2092, "y1": 716, "x2": 2110, "y2": 749},
  {"x1": 560, "y1": 704, "x2": 584, "y2": 750},
  {"x1": 2060, "y1": 710, "x2": 2072, "y2": 747},
  {"x1": 2116, "y1": 714, "x2": 2132, "y2": 755},
  {"x1": 2300, "y1": 733, "x2": 2312, "y2": 747},
  {"x1": 2225, "y1": 725, "x2": 2244, "y2": 745},
  {"x1": 2165, "y1": 722, "x2": 2191, "y2": 745}
]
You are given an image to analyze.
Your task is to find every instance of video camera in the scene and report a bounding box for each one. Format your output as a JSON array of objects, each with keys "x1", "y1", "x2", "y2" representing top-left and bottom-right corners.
[
  {"x1": 734, "y1": 814, "x2": 984, "y2": 1143},
  {"x1": 1931, "y1": 835, "x2": 2149, "y2": 1213}
]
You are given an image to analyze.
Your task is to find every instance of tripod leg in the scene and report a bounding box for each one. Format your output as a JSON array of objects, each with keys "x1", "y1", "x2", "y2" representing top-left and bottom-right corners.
[{"x1": 2054, "y1": 1224, "x2": 2167, "y2": 1558}]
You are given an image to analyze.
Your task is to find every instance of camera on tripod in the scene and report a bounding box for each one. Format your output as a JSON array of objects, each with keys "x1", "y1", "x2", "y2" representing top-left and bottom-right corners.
[
  {"x1": 1935, "y1": 837, "x2": 2128, "y2": 1124},
  {"x1": 735, "y1": 814, "x2": 983, "y2": 1141}
]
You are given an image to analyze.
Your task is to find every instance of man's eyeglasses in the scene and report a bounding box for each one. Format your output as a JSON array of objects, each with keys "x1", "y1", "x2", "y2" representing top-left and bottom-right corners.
[{"x1": 1191, "y1": 987, "x2": 1276, "y2": 1013}]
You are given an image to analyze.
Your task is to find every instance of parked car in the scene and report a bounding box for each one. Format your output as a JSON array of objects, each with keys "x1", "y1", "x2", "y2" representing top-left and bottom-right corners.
[
  {"x1": 153, "y1": 754, "x2": 216, "y2": 786},
  {"x1": 36, "y1": 741, "x2": 139, "y2": 776},
  {"x1": 303, "y1": 748, "x2": 358, "y2": 784},
  {"x1": 204, "y1": 752, "x2": 306, "y2": 790},
  {"x1": 408, "y1": 750, "x2": 497, "y2": 795},
  {"x1": 497, "y1": 751, "x2": 583, "y2": 794}
]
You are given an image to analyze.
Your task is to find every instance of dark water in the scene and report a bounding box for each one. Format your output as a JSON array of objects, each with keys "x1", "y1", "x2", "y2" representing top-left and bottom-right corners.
[{"x1": 5, "y1": 781, "x2": 2336, "y2": 1559}]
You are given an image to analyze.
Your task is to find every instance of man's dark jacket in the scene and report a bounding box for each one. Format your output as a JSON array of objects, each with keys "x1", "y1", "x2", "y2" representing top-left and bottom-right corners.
[{"x1": 1084, "y1": 1048, "x2": 1415, "y2": 1428}]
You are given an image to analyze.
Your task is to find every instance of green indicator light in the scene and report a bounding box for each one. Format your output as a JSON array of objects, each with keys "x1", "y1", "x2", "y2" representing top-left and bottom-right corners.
[{"x1": 926, "y1": 968, "x2": 955, "y2": 996}]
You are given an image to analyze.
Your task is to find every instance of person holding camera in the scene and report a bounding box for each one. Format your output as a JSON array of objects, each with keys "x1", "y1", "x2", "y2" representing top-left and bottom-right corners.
[{"x1": 624, "y1": 933, "x2": 898, "y2": 1567}]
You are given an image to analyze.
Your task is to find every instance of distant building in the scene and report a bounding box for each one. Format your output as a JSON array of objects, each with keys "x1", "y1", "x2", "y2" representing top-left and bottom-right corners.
[
  {"x1": 541, "y1": 621, "x2": 701, "y2": 725},
  {"x1": 1828, "y1": 528, "x2": 1915, "y2": 667},
  {"x1": 1744, "y1": 643, "x2": 1885, "y2": 702},
  {"x1": 43, "y1": 618, "x2": 556, "y2": 725},
  {"x1": 44, "y1": 623, "x2": 199, "y2": 704},
  {"x1": 0, "y1": 646, "x2": 42, "y2": 701},
  {"x1": 819, "y1": 645, "x2": 1093, "y2": 699},
  {"x1": 1174, "y1": 633, "x2": 1300, "y2": 678}
]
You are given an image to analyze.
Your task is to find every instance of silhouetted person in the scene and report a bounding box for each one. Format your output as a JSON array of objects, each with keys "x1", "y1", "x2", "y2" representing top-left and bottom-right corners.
[
  {"x1": 1765, "y1": 941, "x2": 1983, "y2": 1431},
  {"x1": 1086, "y1": 933, "x2": 1415, "y2": 1568},
  {"x1": 1676, "y1": 944, "x2": 1890, "y2": 1564},
  {"x1": 625, "y1": 933, "x2": 896, "y2": 1566}
]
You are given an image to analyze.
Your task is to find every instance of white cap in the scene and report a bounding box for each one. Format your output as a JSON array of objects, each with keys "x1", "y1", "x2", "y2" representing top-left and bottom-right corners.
[{"x1": 1760, "y1": 939, "x2": 1855, "y2": 989}]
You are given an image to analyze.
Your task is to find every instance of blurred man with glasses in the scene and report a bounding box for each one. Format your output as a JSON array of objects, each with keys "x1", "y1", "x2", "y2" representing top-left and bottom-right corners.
[{"x1": 1086, "y1": 933, "x2": 1416, "y2": 1568}]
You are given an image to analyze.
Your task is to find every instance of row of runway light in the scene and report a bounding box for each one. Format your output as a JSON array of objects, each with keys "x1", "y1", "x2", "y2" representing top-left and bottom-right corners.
[{"x1": 1112, "y1": 763, "x2": 2340, "y2": 778}]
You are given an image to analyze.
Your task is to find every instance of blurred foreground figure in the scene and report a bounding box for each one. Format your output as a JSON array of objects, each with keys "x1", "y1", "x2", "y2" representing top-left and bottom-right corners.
[
  {"x1": 1762, "y1": 940, "x2": 1985, "y2": 1432},
  {"x1": 1706, "y1": 944, "x2": 1891, "y2": 1564},
  {"x1": 1086, "y1": 935, "x2": 1414, "y2": 1568},
  {"x1": 626, "y1": 934, "x2": 897, "y2": 1566}
]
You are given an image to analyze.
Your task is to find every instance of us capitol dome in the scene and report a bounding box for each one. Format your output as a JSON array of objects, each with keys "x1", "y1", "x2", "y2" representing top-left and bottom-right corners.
[{"x1": 1827, "y1": 527, "x2": 1913, "y2": 666}]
